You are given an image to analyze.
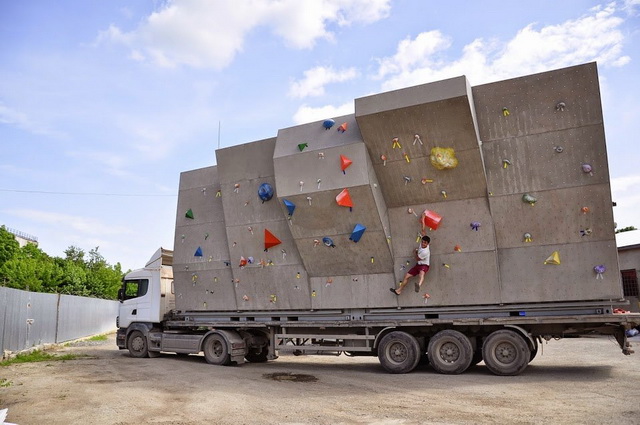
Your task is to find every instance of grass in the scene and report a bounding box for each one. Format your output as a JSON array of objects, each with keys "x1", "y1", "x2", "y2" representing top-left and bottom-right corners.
[
  {"x1": 0, "y1": 350, "x2": 84, "y2": 367},
  {"x1": 87, "y1": 334, "x2": 108, "y2": 341},
  {"x1": 0, "y1": 378, "x2": 11, "y2": 387}
]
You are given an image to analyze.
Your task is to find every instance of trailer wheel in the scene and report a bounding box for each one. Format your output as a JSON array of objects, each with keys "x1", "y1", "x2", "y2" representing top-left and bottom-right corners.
[
  {"x1": 427, "y1": 330, "x2": 473, "y2": 374},
  {"x1": 482, "y1": 330, "x2": 530, "y2": 376},
  {"x1": 529, "y1": 337, "x2": 539, "y2": 362},
  {"x1": 127, "y1": 330, "x2": 149, "y2": 358},
  {"x1": 203, "y1": 334, "x2": 231, "y2": 365},
  {"x1": 378, "y1": 331, "x2": 421, "y2": 374},
  {"x1": 245, "y1": 347, "x2": 269, "y2": 363}
]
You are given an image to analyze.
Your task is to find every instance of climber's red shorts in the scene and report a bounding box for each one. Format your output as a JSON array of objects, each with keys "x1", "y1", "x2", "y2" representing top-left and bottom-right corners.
[{"x1": 407, "y1": 264, "x2": 429, "y2": 276}]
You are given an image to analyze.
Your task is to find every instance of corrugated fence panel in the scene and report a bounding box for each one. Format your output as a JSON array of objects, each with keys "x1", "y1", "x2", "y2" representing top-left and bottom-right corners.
[
  {"x1": 1, "y1": 287, "x2": 119, "y2": 353},
  {"x1": 56, "y1": 294, "x2": 119, "y2": 343}
]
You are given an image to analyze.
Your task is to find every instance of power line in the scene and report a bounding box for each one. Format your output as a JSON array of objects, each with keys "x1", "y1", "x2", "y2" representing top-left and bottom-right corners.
[{"x1": 0, "y1": 188, "x2": 176, "y2": 197}]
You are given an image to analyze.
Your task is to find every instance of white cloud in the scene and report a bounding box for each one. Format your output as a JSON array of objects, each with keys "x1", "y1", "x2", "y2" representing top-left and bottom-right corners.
[
  {"x1": 3, "y1": 209, "x2": 129, "y2": 236},
  {"x1": 292, "y1": 101, "x2": 354, "y2": 124},
  {"x1": 376, "y1": 3, "x2": 631, "y2": 91},
  {"x1": 611, "y1": 174, "x2": 640, "y2": 228},
  {"x1": 98, "y1": 0, "x2": 391, "y2": 69},
  {"x1": 0, "y1": 102, "x2": 66, "y2": 139},
  {"x1": 289, "y1": 66, "x2": 359, "y2": 99}
]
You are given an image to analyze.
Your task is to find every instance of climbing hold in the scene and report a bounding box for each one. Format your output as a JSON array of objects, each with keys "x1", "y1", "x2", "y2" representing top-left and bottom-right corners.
[
  {"x1": 323, "y1": 119, "x2": 335, "y2": 130},
  {"x1": 523, "y1": 233, "x2": 532, "y2": 243},
  {"x1": 313, "y1": 239, "x2": 320, "y2": 247},
  {"x1": 216, "y1": 189, "x2": 222, "y2": 197},
  {"x1": 403, "y1": 176, "x2": 412, "y2": 185},
  {"x1": 580, "y1": 228, "x2": 592, "y2": 237},
  {"x1": 181, "y1": 235, "x2": 185, "y2": 243},
  {"x1": 201, "y1": 187, "x2": 206, "y2": 195},
  {"x1": 413, "y1": 134, "x2": 423, "y2": 145},
  {"x1": 340, "y1": 155, "x2": 352, "y2": 174},
  {"x1": 403, "y1": 152, "x2": 410, "y2": 163},
  {"x1": 594, "y1": 265, "x2": 606, "y2": 279},
  {"x1": 422, "y1": 210, "x2": 443, "y2": 230},
  {"x1": 544, "y1": 251, "x2": 561, "y2": 265},
  {"x1": 381, "y1": 154, "x2": 387, "y2": 166},
  {"x1": 522, "y1": 193, "x2": 537, "y2": 206},
  {"x1": 423, "y1": 293, "x2": 431, "y2": 304},
  {"x1": 269, "y1": 295, "x2": 277, "y2": 303},
  {"x1": 326, "y1": 278, "x2": 333, "y2": 286},
  {"x1": 582, "y1": 164, "x2": 593, "y2": 176},
  {"x1": 470, "y1": 222, "x2": 481, "y2": 231},
  {"x1": 281, "y1": 249, "x2": 287, "y2": 260},
  {"x1": 239, "y1": 256, "x2": 247, "y2": 267},
  {"x1": 311, "y1": 290, "x2": 317, "y2": 297},
  {"x1": 554, "y1": 146, "x2": 564, "y2": 153},
  {"x1": 336, "y1": 188, "x2": 354, "y2": 211},
  {"x1": 337, "y1": 122, "x2": 348, "y2": 133},
  {"x1": 247, "y1": 256, "x2": 254, "y2": 264},
  {"x1": 556, "y1": 102, "x2": 566, "y2": 111},
  {"x1": 194, "y1": 247, "x2": 203, "y2": 257},
  {"x1": 421, "y1": 178, "x2": 433, "y2": 184},
  {"x1": 248, "y1": 226, "x2": 253, "y2": 235},
  {"x1": 299, "y1": 181, "x2": 304, "y2": 192},
  {"x1": 430, "y1": 147, "x2": 458, "y2": 170},
  {"x1": 283, "y1": 199, "x2": 296, "y2": 217},
  {"x1": 441, "y1": 190, "x2": 447, "y2": 199},
  {"x1": 234, "y1": 183, "x2": 240, "y2": 193},
  {"x1": 185, "y1": 209, "x2": 194, "y2": 219},
  {"x1": 349, "y1": 223, "x2": 366, "y2": 243},
  {"x1": 296, "y1": 272, "x2": 301, "y2": 279},
  {"x1": 306, "y1": 196, "x2": 312, "y2": 206},
  {"x1": 407, "y1": 208, "x2": 418, "y2": 217},
  {"x1": 322, "y1": 237, "x2": 336, "y2": 248},
  {"x1": 191, "y1": 273, "x2": 198, "y2": 283},
  {"x1": 264, "y1": 229, "x2": 282, "y2": 251},
  {"x1": 317, "y1": 178, "x2": 322, "y2": 189},
  {"x1": 581, "y1": 207, "x2": 590, "y2": 214},
  {"x1": 204, "y1": 233, "x2": 209, "y2": 240},
  {"x1": 503, "y1": 159, "x2": 511, "y2": 169},
  {"x1": 392, "y1": 137, "x2": 401, "y2": 149},
  {"x1": 258, "y1": 183, "x2": 274, "y2": 202},
  {"x1": 454, "y1": 245, "x2": 462, "y2": 252},
  {"x1": 502, "y1": 107, "x2": 510, "y2": 116},
  {"x1": 298, "y1": 142, "x2": 308, "y2": 152},
  {"x1": 242, "y1": 295, "x2": 249, "y2": 301},
  {"x1": 370, "y1": 256, "x2": 374, "y2": 264},
  {"x1": 442, "y1": 263, "x2": 451, "y2": 269},
  {"x1": 318, "y1": 152, "x2": 325, "y2": 159}
]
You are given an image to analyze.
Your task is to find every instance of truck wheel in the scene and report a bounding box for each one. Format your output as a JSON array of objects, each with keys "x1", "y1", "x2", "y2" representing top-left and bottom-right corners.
[
  {"x1": 203, "y1": 334, "x2": 231, "y2": 365},
  {"x1": 529, "y1": 337, "x2": 539, "y2": 362},
  {"x1": 377, "y1": 331, "x2": 421, "y2": 374},
  {"x1": 427, "y1": 330, "x2": 473, "y2": 374},
  {"x1": 127, "y1": 330, "x2": 149, "y2": 358},
  {"x1": 245, "y1": 347, "x2": 269, "y2": 363},
  {"x1": 482, "y1": 330, "x2": 530, "y2": 376}
]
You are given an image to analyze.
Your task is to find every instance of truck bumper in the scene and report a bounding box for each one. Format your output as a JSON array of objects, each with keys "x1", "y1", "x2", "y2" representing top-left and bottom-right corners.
[{"x1": 116, "y1": 328, "x2": 127, "y2": 349}]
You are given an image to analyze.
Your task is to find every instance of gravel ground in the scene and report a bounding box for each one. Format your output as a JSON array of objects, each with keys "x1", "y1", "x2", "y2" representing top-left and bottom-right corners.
[{"x1": 1, "y1": 333, "x2": 639, "y2": 425}]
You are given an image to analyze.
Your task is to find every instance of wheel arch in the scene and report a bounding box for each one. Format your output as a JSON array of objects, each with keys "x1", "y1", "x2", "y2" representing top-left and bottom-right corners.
[
  {"x1": 503, "y1": 325, "x2": 536, "y2": 351},
  {"x1": 199, "y1": 329, "x2": 245, "y2": 354}
]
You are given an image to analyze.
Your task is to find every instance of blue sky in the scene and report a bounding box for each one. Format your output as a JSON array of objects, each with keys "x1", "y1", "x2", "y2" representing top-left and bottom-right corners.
[{"x1": 1, "y1": 0, "x2": 639, "y2": 271}]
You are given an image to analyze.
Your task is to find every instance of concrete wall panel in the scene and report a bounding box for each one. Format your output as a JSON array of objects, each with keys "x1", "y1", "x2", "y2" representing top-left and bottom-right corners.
[
  {"x1": 310, "y1": 273, "x2": 397, "y2": 309},
  {"x1": 230, "y1": 265, "x2": 312, "y2": 311},
  {"x1": 472, "y1": 62, "x2": 602, "y2": 143},
  {"x1": 498, "y1": 240, "x2": 623, "y2": 303},
  {"x1": 482, "y1": 125, "x2": 609, "y2": 196},
  {"x1": 174, "y1": 268, "x2": 237, "y2": 311},
  {"x1": 227, "y1": 219, "x2": 302, "y2": 269},
  {"x1": 218, "y1": 177, "x2": 284, "y2": 227},
  {"x1": 216, "y1": 138, "x2": 276, "y2": 183},
  {"x1": 489, "y1": 184, "x2": 615, "y2": 249},
  {"x1": 173, "y1": 223, "x2": 230, "y2": 266},
  {"x1": 274, "y1": 143, "x2": 370, "y2": 198}
]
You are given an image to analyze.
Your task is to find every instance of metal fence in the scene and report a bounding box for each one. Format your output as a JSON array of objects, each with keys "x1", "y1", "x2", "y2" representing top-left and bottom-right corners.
[{"x1": 0, "y1": 286, "x2": 119, "y2": 354}]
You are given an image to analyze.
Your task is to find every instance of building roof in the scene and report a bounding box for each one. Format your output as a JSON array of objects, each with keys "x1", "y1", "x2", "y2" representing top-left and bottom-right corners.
[{"x1": 616, "y1": 230, "x2": 640, "y2": 250}]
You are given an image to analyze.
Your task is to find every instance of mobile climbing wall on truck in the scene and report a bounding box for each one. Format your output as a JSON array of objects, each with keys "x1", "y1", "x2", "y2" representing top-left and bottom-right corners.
[{"x1": 172, "y1": 62, "x2": 623, "y2": 312}]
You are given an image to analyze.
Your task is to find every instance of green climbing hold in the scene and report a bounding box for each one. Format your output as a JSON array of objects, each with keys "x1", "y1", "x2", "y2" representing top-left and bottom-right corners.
[{"x1": 185, "y1": 209, "x2": 194, "y2": 219}]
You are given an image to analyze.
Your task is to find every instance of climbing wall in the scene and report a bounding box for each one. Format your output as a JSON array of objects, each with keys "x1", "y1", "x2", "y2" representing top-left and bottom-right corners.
[
  {"x1": 215, "y1": 138, "x2": 311, "y2": 311},
  {"x1": 273, "y1": 115, "x2": 396, "y2": 308},
  {"x1": 473, "y1": 62, "x2": 622, "y2": 302},
  {"x1": 173, "y1": 166, "x2": 237, "y2": 311},
  {"x1": 355, "y1": 76, "x2": 501, "y2": 307}
]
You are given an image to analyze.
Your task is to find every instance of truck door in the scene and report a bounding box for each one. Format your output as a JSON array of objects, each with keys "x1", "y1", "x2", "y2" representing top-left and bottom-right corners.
[{"x1": 119, "y1": 278, "x2": 152, "y2": 327}]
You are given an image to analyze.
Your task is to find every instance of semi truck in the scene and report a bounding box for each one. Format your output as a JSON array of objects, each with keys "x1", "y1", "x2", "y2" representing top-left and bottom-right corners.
[{"x1": 116, "y1": 62, "x2": 639, "y2": 375}]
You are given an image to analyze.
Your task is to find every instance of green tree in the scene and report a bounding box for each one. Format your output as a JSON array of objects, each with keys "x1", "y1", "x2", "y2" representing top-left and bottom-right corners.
[{"x1": 0, "y1": 226, "x2": 20, "y2": 266}]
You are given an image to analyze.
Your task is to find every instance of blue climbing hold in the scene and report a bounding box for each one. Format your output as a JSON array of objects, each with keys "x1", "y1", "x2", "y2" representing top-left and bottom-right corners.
[
  {"x1": 349, "y1": 224, "x2": 366, "y2": 243},
  {"x1": 194, "y1": 247, "x2": 203, "y2": 257},
  {"x1": 322, "y1": 237, "x2": 336, "y2": 248},
  {"x1": 283, "y1": 199, "x2": 296, "y2": 216},
  {"x1": 258, "y1": 183, "x2": 274, "y2": 202},
  {"x1": 323, "y1": 119, "x2": 335, "y2": 130}
]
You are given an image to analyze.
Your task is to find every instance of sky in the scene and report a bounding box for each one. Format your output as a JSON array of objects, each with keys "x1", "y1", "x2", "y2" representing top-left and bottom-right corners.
[{"x1": 1, "y1": 0, "x2": 639, "y2": 271}]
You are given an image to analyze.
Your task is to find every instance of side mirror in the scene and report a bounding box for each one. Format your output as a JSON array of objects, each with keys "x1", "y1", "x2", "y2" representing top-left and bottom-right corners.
[{"x1": 117, "y1": 288, "x2": 124, "y2": 302}]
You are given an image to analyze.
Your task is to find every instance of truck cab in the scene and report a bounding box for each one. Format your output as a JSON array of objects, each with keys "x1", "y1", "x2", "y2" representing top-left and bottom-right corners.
[{"x1": 116, "y1": 248, "x2": 174, "y2": 350}]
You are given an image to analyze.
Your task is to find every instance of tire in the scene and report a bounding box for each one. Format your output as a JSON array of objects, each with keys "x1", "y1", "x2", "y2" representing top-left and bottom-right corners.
[
  {"x1": 377, "y1": 331, "x2": 421, "y2": 374},
  {"x1": 127, "y1": 330, "x2": 149, "y2": 358},
  {"x1": 427, "y1": 330, "x2": 473, "y2": 374},
  {"x1": 245, "y1": 347, "x2": 269, "y2": 363},
  {"x1": 482, "y1": 330, "x2": 531, "y2": 376},
  {"x1": 203, "y1": 334, "x2": 231, "y2": 365},
  {"x1": 529, "y1": 337, "x2": 539, "y2": 362},
  {"x1": 469, "y1": 337, "x2": 483, "y2": 367}
]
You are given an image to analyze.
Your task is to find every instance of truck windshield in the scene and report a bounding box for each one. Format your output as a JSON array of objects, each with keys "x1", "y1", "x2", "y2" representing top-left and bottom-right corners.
[{"x1": 123, "y1": 279, "x2": 149, "y2": 300}]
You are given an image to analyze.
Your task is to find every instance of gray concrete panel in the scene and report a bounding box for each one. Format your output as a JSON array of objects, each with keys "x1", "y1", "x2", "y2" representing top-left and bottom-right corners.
[
  {"x1": 216, "y1": 138, "x2": 276, "y2": 183},
  {"x1": 498, "y1": 240, "x2": 622, "y2": 303},
  {"x1": 175, "y1": 185, "x2": 225, "y2": 228},
  {"x1": 295, "y1": 230, "x2": 394, "y2": 277},
  {"x1": 310, "y1": 273, "x2": 397, "y2": 309},
  {"x1": 226, "y1": 219, "x2": 301, "y2": 269},
  {"x1": 482, "y1": 125, "x2": 610, "y2": 196},
  {"x1": 174, "y1": 268, "x2": 237, "y2": 311},
  {"x1": 273, "y1": 114, "x2": 362, "y2": 159},
  {"x1": 472, "y1": 62, "x2": 602, "y2": 143},
  {"x1": 392, "y1": 251, "x2": 502, "y2": 307},
  {"x1": 489, "y1": 184, "x2": 615, "y2": 249},
  {"x1": 231, "y1": 265, "x2": 312, "y2": 311},
  {"x1": 219, "y1": 177, "x2": 284, "y2": 227},
  {"x1": 372, "y1": 150, "x2": 488, "y2": 208},
  {"x1": 173, "y1": 222, "x2": 230, "y2": 267},
  {"x1": 274, "y1": 143, "x2": 370, "y2": 198},
  {"x1": 388, "y1": 197, "x2": 497, "y2": 256},
  {"x1": 178, "y1": 166, "x2": 218, "y2": 191}
]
